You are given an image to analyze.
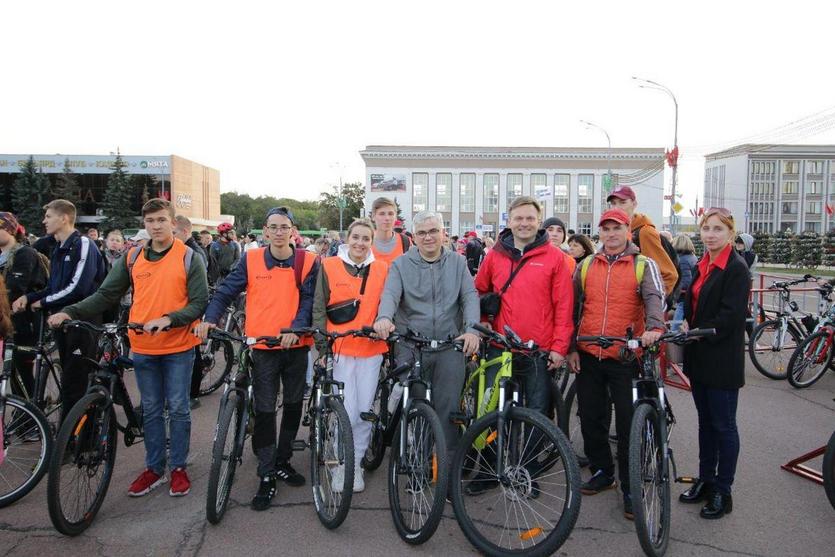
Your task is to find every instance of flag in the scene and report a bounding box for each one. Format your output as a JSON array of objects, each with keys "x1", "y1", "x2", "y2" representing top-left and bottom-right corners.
[
  {"x1": 826, "y1": 203, "x2": 834, "y2": 216},
  {"x1": 698, "y1": 207, "x2": 705, "y2": 216}
]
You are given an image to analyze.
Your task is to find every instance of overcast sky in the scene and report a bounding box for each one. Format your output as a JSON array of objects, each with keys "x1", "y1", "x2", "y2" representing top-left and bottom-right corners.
[{"x1": 4, "y1": 1, "x2": 835, "y2": 215}]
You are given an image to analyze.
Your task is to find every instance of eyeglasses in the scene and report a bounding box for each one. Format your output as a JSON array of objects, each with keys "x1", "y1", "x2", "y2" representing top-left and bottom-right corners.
[
  {"x1": 415, "y1": 228, "x2": 442, "y2": 238},
  {"x1": 266, "y1": 225, "x2": 293, "y2": 234},
  {"x1": 704, "y1": 207, "x2": 734, "y2": 219}
]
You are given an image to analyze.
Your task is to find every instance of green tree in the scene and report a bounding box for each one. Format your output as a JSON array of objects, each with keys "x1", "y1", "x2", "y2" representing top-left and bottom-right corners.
[
  {"x1": 52, "y1": 158, "x2": 81, "y2": 205},
  {"x1": 101, "y1": 150, "x2": 138, "y2": 231},
  {"x1": 11, "y1": 156, "x2": 52, "y2": 233},
  {"x1": 394, "y1": 199, "x2": 405, "y2": 223},
  {"x1": 220, "y1": 192, "x2": 320, "y2": 233},
  {"x1": 319, "y1": 182, "x2": 365, "y2": 231}
]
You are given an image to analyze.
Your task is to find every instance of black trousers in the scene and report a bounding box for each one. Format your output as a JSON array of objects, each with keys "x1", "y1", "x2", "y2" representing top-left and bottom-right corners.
[
  {"x1": 576, "y1": 351, "x2": 638, "y2": 494},
  {"x1": 54, "y1": 315, "x2": 101, "y2": 422},
  {"x1": 189, "y1": 345, "x2": 203, "y2": 398}
]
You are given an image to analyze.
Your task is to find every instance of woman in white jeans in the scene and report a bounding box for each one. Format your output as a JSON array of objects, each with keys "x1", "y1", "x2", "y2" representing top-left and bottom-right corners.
[{"x1": 311, "y1": 218, "x2": 389, "y2": 493}]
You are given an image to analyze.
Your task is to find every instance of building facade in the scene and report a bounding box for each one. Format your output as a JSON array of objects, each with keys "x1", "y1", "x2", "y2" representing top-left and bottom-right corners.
[
  {"x1": 0, "y1": 153, "x2": 223, "y2": 229},
  {"x1": 704, "y1": 144, "x2": 835, "y2": 234},
  {"x1": 360, "y1": 145, "x2": 665, "y2": 237}
]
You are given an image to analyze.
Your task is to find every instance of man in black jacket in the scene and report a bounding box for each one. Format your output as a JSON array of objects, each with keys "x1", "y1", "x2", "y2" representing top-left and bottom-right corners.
[
  {"x1": 464, "y1": 231, "x2": 484, "y2": 276},
  {"x1": 11, "y1": 200, "x2": 106, "y2": 421}
]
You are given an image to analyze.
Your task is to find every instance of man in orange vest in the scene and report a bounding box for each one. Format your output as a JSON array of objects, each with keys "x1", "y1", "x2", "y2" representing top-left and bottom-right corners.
[
  {"x1": 370, "y1": 197, "x2": 411, "y2": 265},
  {"x1": 566, "y1": 208, "x2": 665, "y2": 520},
  {"x1": 50, "y1": 198, "x2": 209, "y2": 498},
  {"x1": 196, "y1": 206, "x2": 319, "y2": 511}
]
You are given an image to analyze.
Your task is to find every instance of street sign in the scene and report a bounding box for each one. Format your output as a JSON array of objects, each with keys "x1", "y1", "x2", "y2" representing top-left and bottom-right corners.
[
  {"x1": 664, "y1": 195, "x2": 672, "y2": 200},
  {"x1": 673, "y1": 202, "x2": 684, "y2": 214},
  {"x1": 481, "y1": 224, "x2": 494, "y2": 232}
]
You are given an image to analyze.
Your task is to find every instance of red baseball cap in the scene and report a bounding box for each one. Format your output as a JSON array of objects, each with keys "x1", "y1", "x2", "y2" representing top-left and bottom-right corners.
[
  {"x1": 598, "y1": 208, "x2": 631, "y2": 227},
  {"x1": 464, "y1": 231, "x2": 477, "y2": 238},
  {"x1": 606, "y1": 185, "x2": 636, "y2": 202}
]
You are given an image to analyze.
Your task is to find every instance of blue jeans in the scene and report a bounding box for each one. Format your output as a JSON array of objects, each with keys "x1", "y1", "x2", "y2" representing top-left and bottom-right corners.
[
  {"x1": 133, "y1": 349, "x2": 195, "y2": 474},
  {"x1": 671, "y1": 301, "x2": 685, "y2": 332},
  {"x1": 691, "y1": 382, "x2": 740, "y2": 495}
]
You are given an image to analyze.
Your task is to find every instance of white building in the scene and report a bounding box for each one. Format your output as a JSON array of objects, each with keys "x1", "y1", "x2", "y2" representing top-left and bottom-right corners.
[
  {"x1": 360, "y1": 145, "x2": 665, "y2": 237},
  {"x1": 704, "y1": 144, "x2": 835, "y2": 234}
]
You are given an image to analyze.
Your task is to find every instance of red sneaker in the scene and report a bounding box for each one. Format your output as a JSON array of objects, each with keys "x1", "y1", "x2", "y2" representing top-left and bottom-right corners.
[
  {"x1": 128, "y1": 469, "x2": 167, "y2": 497},
  {"x1": 169, "y1": 467, "x2": 191, "y2": 497}
]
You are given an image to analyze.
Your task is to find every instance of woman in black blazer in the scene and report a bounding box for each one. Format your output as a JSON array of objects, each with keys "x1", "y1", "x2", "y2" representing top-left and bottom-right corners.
[{"x1": 679, "y1": 207, "x2": 750, "y2": 519}]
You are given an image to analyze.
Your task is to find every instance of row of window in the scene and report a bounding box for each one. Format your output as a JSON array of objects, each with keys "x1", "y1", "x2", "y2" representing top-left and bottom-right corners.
[
  {"x1": 780, "y1": 201, "x2": 823, "y2": 215},
  {"x1": 750, "y1": 160, "x2": 832, "y2": 178},
  {"x1": 412, "y1": 172, "x2": 599, "y2": 214}
]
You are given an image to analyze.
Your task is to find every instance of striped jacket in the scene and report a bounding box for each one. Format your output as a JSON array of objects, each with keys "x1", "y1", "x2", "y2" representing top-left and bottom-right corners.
[{"x1": 27, "y1": 231, "x2": 106, "y2": 311}]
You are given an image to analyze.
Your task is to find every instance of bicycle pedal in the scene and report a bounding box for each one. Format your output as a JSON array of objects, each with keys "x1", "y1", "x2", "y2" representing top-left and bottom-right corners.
[
  {"x1": 302, "y1": 416, "x2": 311, "y2": 427},
  {"x1": 675, "y1": 476, "x2": 696, "y2": 484},
  {"x1": 360, "y1": 411, "x2": 378, "y2": 423},
  {"x1": 291, "y1": 440, "x2": 308, "y2": 451}
]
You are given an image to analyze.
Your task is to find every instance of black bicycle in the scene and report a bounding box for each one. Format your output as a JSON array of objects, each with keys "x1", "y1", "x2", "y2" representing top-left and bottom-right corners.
[
  {"x1": 46, "y1": 321, "x2": 148, "y2": 536},
  {"x1": 824, "y1": 420, "x2": 835, "y2": 512},
  {"x1": 11, "y1": 310, "x2": 63, "y2": 432},
  {"x1": 578, "y1": 327, "x2": 715, "y2": 557},
  {"x1": 198, "y1": 288, "x2": 245, "y2": 396},
  {"x1": 450, "y1": 323, "x2": 582, "y2": 557},
  {"x1": 357, "y1": 327, "x2": 457, "y2": 545},
  {"x1": 0, "y1": 338, "x2": 53, "y2": 508}
]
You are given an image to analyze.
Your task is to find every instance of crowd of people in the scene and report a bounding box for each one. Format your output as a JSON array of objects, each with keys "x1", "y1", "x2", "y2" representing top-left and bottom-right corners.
[{"x1": 0, "y1": 186, "x2": 753, "y2": 522}]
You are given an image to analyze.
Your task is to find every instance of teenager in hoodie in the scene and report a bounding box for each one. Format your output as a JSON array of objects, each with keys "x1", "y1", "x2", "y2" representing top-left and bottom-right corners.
[
  {"x1": 734, "y1": 233, "x2": 757, "y2": 273},
  {"x1": 312, "y1": 218, "x2": 389, "y2": 494}
]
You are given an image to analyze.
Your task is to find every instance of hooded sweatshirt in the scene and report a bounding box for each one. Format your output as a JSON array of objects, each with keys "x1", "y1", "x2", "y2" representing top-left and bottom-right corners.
[
  {"x1": 737, "y1": 233, "x2": 757, "y2": 270},
  {"x1": 630, "y1": 213, "x2": 679, "y2": 297},
  {"x1": 376, "y1": 246, "x2": 480, "y2": 342}
]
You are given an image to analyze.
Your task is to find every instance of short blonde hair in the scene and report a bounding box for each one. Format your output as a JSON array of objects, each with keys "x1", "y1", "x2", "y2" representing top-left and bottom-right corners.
[
  {"x1": 508, "y1": 196, "x2": 542, "y2": 217},
  {"x1": 43, "y1": 199, "x2": 77, "y2": 225},
  {"x1": 347, "y1": 217, "x2": 375, "y2": 237},
  {"x1": 672, "y1": 234, "x2": 695, "y2": 254}
]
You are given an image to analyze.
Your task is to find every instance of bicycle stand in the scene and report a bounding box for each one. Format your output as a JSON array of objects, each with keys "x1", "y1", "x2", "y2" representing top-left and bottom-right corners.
[{"x1": 781, "y1": 446, "x2": 825, "y2": 485}]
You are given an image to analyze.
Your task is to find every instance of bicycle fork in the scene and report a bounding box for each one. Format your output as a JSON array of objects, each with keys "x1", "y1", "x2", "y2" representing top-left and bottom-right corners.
[{"x1": 494, "y1": 377, "x2": 520, "y2": 480}]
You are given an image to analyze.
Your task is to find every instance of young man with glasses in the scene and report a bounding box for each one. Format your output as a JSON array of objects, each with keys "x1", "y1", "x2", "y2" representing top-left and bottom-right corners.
[
  {"x1": 373, "y1": 210, "x2": 480, "y2": 468},
  {"x1": 195, "y1": 207, "x2": 319, "y2": 511}
]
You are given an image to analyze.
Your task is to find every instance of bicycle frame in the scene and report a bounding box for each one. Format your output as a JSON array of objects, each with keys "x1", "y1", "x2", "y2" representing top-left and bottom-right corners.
[{"x1": 462, "y1": 344, "x2": 511, "y2": 449}]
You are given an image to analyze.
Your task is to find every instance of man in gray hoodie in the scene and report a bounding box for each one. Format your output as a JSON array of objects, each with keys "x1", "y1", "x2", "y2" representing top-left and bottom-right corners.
[{"x1": 374, "y1": 210, "x2": 480, "y2": 462}]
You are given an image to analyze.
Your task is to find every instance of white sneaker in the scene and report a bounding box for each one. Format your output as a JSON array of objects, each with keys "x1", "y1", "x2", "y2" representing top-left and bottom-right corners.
[
  {"x1": 331, "y1": 464, "x2": 344, "y2": 493},
  {"x1": 353, "y1": 464, "x2": 365, "y2": 493}
]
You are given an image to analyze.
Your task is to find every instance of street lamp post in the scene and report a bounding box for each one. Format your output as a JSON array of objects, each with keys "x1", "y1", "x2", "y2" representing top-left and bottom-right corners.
[
  {"x1": 330, "y1": 162, "x2": 346, "y2": 232},
  {"x1": 580, "y1": 120, "x2": 613, "y2": 193},
  {"x1": 633, "y1": 77, "x2": 679, "y2": 234}
]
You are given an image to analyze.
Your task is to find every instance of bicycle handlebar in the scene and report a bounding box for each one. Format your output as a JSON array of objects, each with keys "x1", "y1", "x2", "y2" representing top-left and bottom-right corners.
[
  {"x1": 471, "y1": 322, "x2": 542, "y2": 354},
  {"x1": 576, "y1": 328, "x2": 716, "y2": 349},
  {"x1": 62, "y1": 320, "x2": 151, "y2": 334}
]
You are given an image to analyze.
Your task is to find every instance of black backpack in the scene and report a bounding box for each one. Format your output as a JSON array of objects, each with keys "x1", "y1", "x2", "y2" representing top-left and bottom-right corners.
[{"x1": 632, "y1": 225, "x2": 682, "y2": 309}]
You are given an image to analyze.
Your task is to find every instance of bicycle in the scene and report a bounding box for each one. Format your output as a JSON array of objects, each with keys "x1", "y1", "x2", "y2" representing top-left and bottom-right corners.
[
  {"x1": 824, "y1": 421, "x2": 835, "y2": 511},
  {"x1": 786, "y1": 287, "x2": 835, "y2": 389},
  {"x1": 197, "y1": 287, "x2": 245, "y2": 396},
  {"x1": 0, "y1": 338, "x2": 53, "y2": 508},
  {"x1": 356, "y1": 327, "x2": 457, "y2": 545},
  {"x1": 577, "y1": 327, "x2": 715, "y2": 557},
  {"x1": 46, "y1": 321, "x2": 149, "y2": 536},
  {"x1": 449, "y1": 323, "x2": 582, "y2": 557},
  {"x1": 748, "y1": 276, "x2": 824, "y2": 380},
  {"x1": 10, "y1": 310, "x2": 63, "y2": 432}
]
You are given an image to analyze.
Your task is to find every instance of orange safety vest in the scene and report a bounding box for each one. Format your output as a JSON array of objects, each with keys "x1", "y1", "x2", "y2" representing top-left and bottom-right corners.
[
  {"x1": 128, "y1": 239, "x2": 200, "y2": 355},
  {"x1": 245, "y1": 247, "x2": 316, "y2": 350},
  {"x1": 322, "y1": 257, "x2": 388, "y2": 357},
  {"x1": 371, "y1": 233, "x2": 409, "y2": 265}
]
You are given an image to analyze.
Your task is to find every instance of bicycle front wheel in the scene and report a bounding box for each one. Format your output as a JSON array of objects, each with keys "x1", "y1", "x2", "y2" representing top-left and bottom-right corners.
[
  {"x1": 823, "y1": 429, "x2": 835, "y2": 511},
  {"x1": 629, "y1": 402, "x2": 671, "y2": 557},
  {"x1": 0, "y1": 396, "x2": 52, "y2": 508},
  {"x1": 47, "y1": 392, "x2": 118, "y2": 536},
  {"x1": 199, "y1": 338, "x2": 234, "y2": 396},
  {"x1": 748, "y1": 320, "x2": 802, "y2": 380},
  {"x1": 787, "y1": 330, "x2": 834, "y2": 389},
  {"x1": 311, "y1": 396, "x2": 354, "y2": 529},
  {"x1": 388, "y1": 400, "x2": 449, "y2": 545},
  {"x1": 362, "y1": 381, "x2": 388, "y2": 472},
  {"x1": 206, "y1": 391, "x2": 244, "y2": 524},
  {"x1": 451, "y1": 406, "x2": 581, "y2": 557}
]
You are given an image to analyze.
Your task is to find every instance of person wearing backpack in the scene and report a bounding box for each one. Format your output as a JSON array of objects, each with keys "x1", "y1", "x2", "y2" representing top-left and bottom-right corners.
[
  {"x1": 0, "y1": 212, "x2": 50, "y2": 396},
  {"x1": 195, "y1": 206, "x2": 319, "y2": 511},
  {"x1": 566, "y1": 208, "x2": 665, "y2": 520},
  {"x1": 12, "y1": 200, "x2": 106, "y2": 424},
  {"x1": 49, "y1": 198, "x2": 209, "y2": 498},
  {"x1": 369, "y1": 197, "x2": 411, "y2": 265},
  {"x1": 607, "y1": 186, "x2": 680, "y2": 306}
]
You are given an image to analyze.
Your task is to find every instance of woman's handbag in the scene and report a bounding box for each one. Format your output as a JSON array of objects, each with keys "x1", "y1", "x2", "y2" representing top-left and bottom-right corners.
[{"x1": 326, "y1": 265, "x2": 370, "y2": 325}]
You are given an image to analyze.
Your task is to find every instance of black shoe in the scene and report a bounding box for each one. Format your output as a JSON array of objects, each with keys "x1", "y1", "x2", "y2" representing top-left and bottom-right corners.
[
  {"x1": 303, "y1": 385, "x2": 312, "y2": 400},
  {"x1": 700, "y1": 491, "x2": 732, "y2": 519},
  {"x1": 251, "y1": 475, "x2": 276, "y2": 511},
  {"x1": 580, "y1": 470, "x2": 616, "y2": 495},
  {"x1": 623, "y1": 493, "x2": 634, "y2": 520},
  {"x1": 577, "y1": 454, "x2": 590, "y2": 468},
  {"x1": 189, "y1": 398, "x2": 201, "y2": 410},
  {"x1": 275, "y1": 461, "x2": 305, "y2": 486},
  {"x1": 679, "y1": 480, "x2": 712, "y2": 504},
  {"x1": 465, "y1": 475, "x2": 499, "y2": 496}
]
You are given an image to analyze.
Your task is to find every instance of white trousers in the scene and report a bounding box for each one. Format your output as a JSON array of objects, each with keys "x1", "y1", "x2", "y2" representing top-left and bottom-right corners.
[{"x1": 332, "y1": 354, "x2": 383, "y2": 461}]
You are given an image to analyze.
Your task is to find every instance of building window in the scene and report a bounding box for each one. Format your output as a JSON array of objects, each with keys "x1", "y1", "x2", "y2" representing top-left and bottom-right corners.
[
  {"x1": 531, "y1": 174, "x2": 548, "y2": 200},
  {"x1": 413, "y1": 173, "x2": 428, "y2": 212},
  {"x1": 782, "y1": 181, "x2": 798, "y2": 194},
  {"x1": 807, "y1": 201, "x2": 821, "y2": 214},
  {"x1": 507, "y1": 174, "x2": 523, "y2": 204},
  {"x1": 782, "y1": 202, "x2": 797, "y2": 214},
  {"x1": 807, "y1": 160, "x2": 824, "y2": 174},
  {"x1": 459, "y1": 173, "x2": 475, "y2": 213},
  {"x1": 781, "y1": 221, "x2": 796, "y2": 233},
  {"x1": 460, "y1": 220, "x2": 474, "y2": 235},
  {"x1": 808, "y1": 181, "x2": 822, "y2": 195},
  {"x1": 806, "y1": 221, "x2": 821, "y2": 233},
  {"x1": 783, "y1": 161, "x2": 799, "y2": 174},
  {"x1": 554, "y1": 174, "x2": 569, "y2": 213},
  {"x1": 578, "y1": 222, "x2": 592, "y2": 235},
  {"x1": 578, "y1": 174, "x2": 594, "y2": 213},
  {"x1": 484, "y1": 174, "x2": 499, "y2": 213},
  {"x1": 435, "y1": 173, "x2": 452, "y2": 212}
]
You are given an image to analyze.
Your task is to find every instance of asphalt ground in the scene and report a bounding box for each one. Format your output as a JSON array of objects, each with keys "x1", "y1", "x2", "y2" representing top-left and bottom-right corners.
[{"x1": 1, "y1": 353, "x2": 834, "y2": 556}]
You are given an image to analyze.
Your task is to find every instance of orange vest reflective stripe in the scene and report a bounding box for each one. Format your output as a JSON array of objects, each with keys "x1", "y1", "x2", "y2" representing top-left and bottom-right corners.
[
  {"x1": 245, "y1": 247, "x2": 316, "y2": 350},
  {"x1": 371, "y1": 233, "x2": 408, "y2": 265},
  {"x1": 322, "y1": 257, "x2": 388, "y2": 357},
  {"x1": 128, "y1": 239, "x2": 200, "y2": 355}
]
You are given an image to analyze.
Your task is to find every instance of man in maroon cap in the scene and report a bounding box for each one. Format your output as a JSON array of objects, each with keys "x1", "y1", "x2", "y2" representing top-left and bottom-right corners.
[
  {"x1": 567, "y1": 207, "x2": 665, "y2": 520},
  {"x1": 606, "y1": 185, "x2": 679, "y2": 300}
]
